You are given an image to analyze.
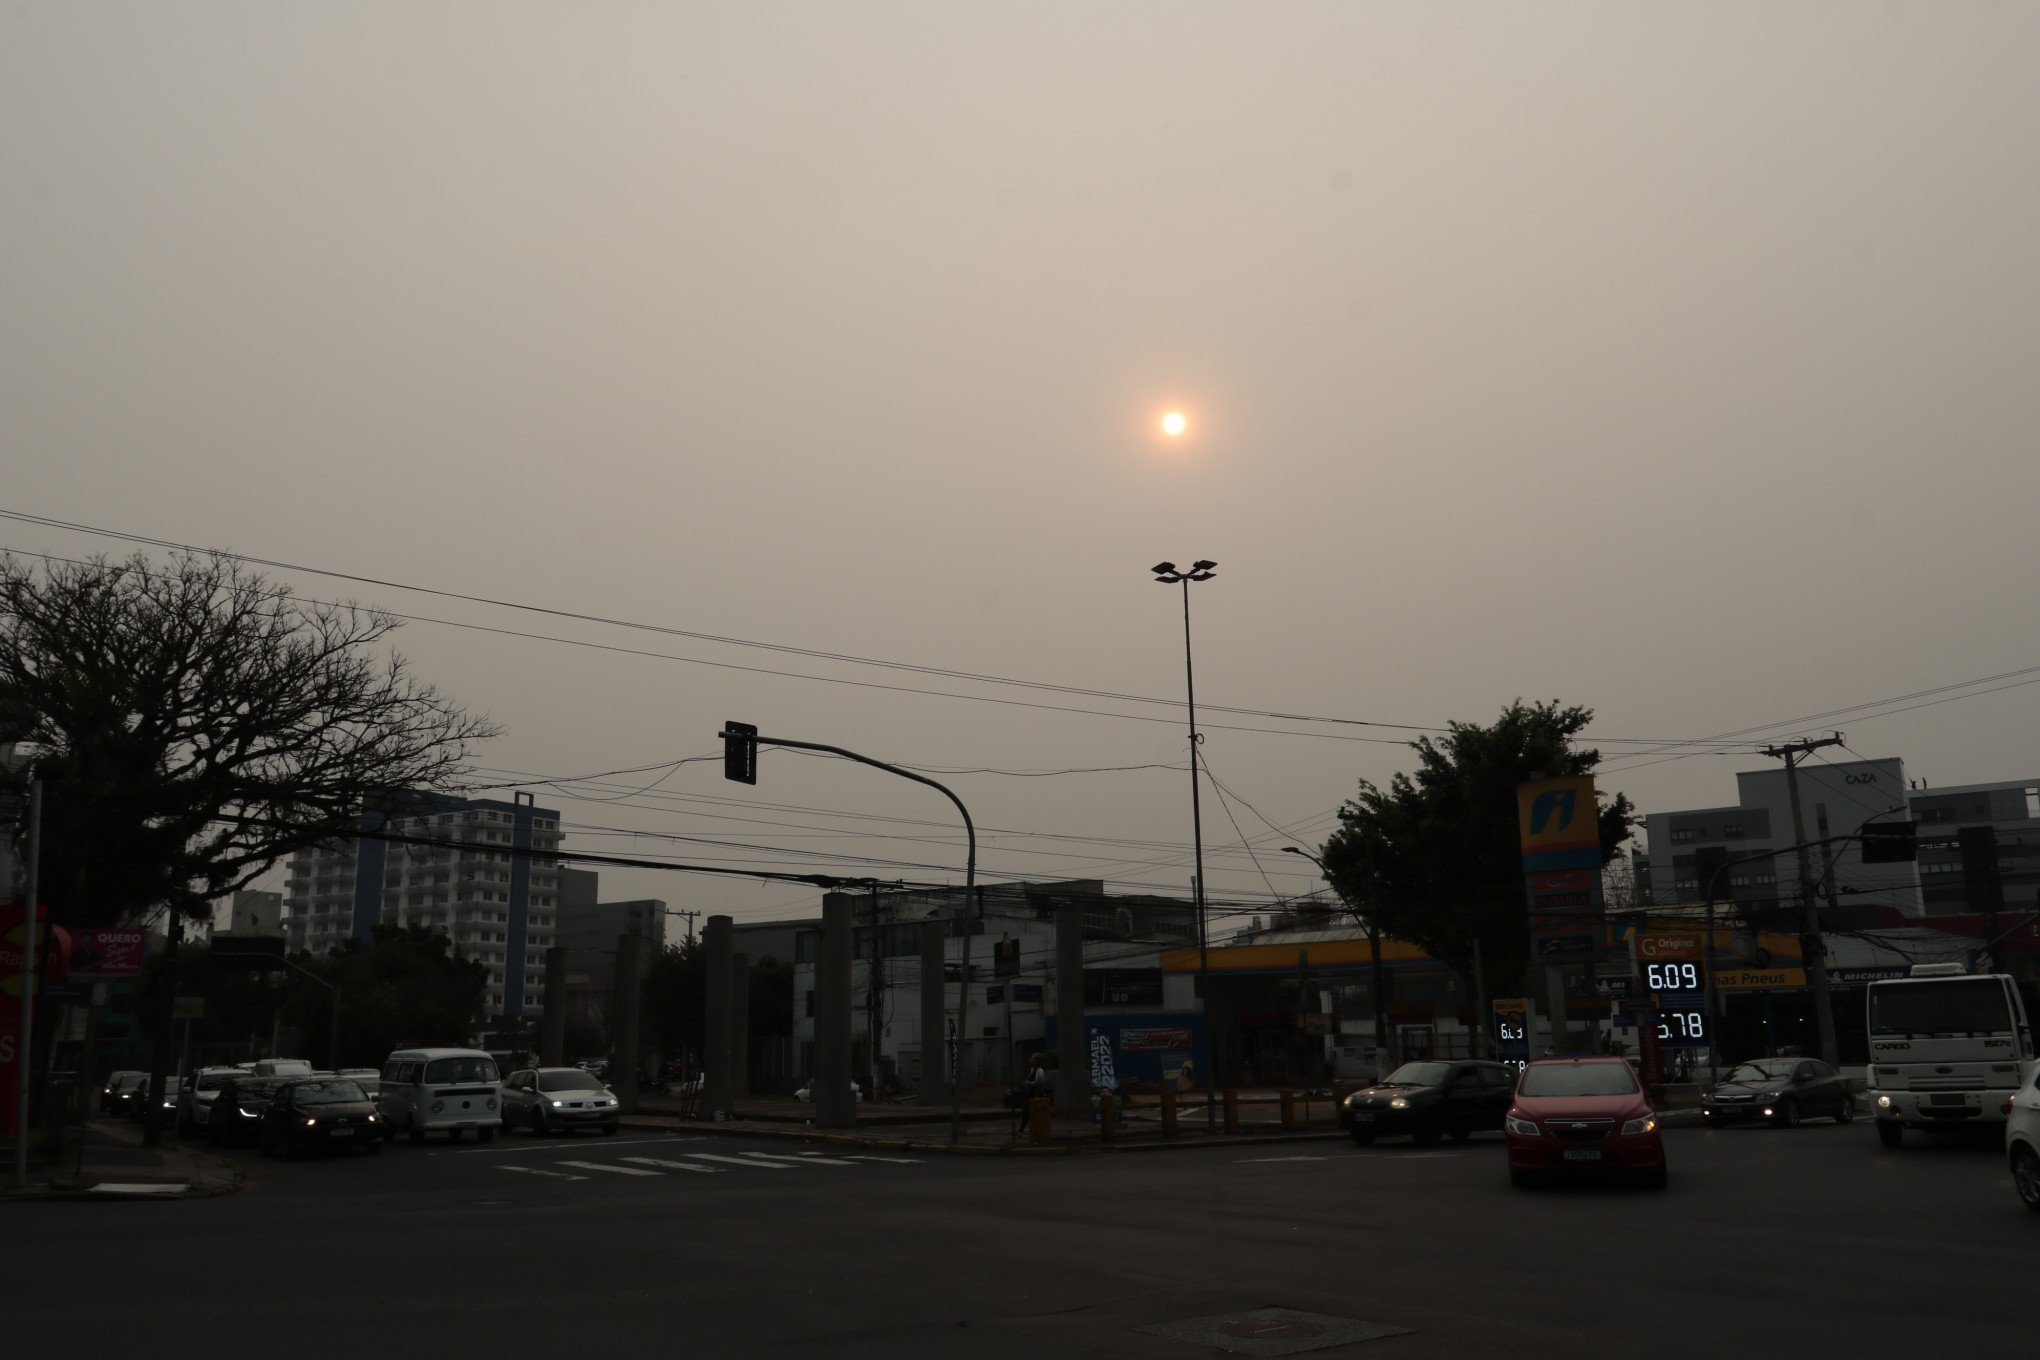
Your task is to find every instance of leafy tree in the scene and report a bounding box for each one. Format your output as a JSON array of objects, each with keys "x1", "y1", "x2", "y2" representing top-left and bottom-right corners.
[
  {"x1": 642, "y1": 937, "x2": 705, "y2": 1068},
  {"x1": 1318, "y1": 700, "x2": 1636, "y2": 995},
  {"x1": 278, "y1": 925, "x2": 490, "y2": 1068},
  {"x1": 0, "y1": 551, "x2": 495, "y2": 1139}
]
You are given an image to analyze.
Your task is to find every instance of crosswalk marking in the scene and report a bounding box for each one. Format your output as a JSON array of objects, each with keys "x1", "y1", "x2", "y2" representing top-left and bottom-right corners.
[
  {"x1": 621, "y1": 1157, "x2": 723, "y2": 1173},
  {"x1": 683, "y1": 1152, "x2": 796, "y2": 1170},
  {"x1": 556, "y1": 1159, "x2": 662, "y2": 1176},
  {"x1": 840, "y1": 1154, "x2": 923, "y2": 1165},
  {"x1": 743, "y1": 1151, "x2": 863, "y2": 1167},
  {"x1": 497, "y1": 1165, "x2": 589, "y2": 1181}
]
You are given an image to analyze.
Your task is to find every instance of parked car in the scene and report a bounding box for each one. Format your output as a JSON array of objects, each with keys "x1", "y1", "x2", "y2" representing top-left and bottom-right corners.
[
  {"x1": 131, "y1": 1076, "x2": 185, "y2": 1126},
  {"x1": 1505, "y1": 1055, "x2": 1667, "y2": 1189},
  {"x1": 2007, "y1": 1062, "x2": 2040, "y2": 1213},
  {"x1": 178, "y1": 1067, "x2": 251, "y2": 1136},
  {"x1": 205, "y1": 1076, "x2": 289, "y2": 1145},
  {"x1": 1338, "y1": 1060, "x2": 1518, "y2": 1145},
  {"x1": 260, "y1": 1076, "x2": 383, "y2": 1157},
  {"x1": 250, "y1": 1058, "x2": 315, "y2": 1079},
  {"x1": 502, "y1": 1067, "x2": 622, "y2": 1135},
  {"x1": 1702, "y1": 1058, "x2": 1855, "y2": 1127},
  {"x1": 101, "y1": 1071, "x2": 148, "y2": 1116}
]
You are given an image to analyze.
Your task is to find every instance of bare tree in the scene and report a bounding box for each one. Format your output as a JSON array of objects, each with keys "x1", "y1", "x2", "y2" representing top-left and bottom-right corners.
[{"x1": 0, "y1": 552, "x2": 498, "y2": 1141}]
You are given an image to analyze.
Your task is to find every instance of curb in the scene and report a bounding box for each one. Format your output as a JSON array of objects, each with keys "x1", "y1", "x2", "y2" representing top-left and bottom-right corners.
[{"x1": 618, "y1": 1116, "x2": 1353, "y2": 1156}]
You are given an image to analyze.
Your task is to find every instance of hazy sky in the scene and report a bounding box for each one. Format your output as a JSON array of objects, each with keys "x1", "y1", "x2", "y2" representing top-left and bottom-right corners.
[{"x1": 5, "y1": 4, "x2": 2038, "y2": 928}]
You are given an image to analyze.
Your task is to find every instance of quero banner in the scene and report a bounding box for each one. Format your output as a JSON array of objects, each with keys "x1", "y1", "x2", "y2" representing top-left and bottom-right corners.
[{"x1": 71, "y1": 928, "x2": 146, "y2": 977}]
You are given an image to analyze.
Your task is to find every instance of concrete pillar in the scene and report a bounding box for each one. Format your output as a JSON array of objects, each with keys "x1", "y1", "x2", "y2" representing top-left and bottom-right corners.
[
  {"x1": 538, "y1": 946, "x2": 568, "y2": 1067},
  {"x1": 703, "y1": 915, "x2": 734, "y2": 1119},
  {"x1": 609, "y1": 932, "x2": 643, "y2": 1114},
  {"x1": 729, "y1": 951, "x2": 751, "y2": 1100},
  {"x1": 814, "y1": 893, "x2": 855, "y2": 1129},
  {"x1": 1054, "y1": 905, "x2": 1086, "y2": 1108},
  {"x1": 918, "y1": 918, "x2": 947, "y2": 1105}
]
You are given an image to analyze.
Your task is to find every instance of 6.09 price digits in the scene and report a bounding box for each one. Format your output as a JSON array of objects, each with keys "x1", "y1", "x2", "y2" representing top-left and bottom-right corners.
[{"x1": 1645, "y1": 962, "x2": 1701, "y2": 992}]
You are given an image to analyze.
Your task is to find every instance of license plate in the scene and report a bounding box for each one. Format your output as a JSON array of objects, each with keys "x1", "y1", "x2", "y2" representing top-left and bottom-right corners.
[
  {"x1": 1351, "y1": 1113, "x2": 1375, "y2": 1123},
  {"x1": 1563, "y1": 1149, "x2": 1603, "y2": 1162},
  {"x1": 1930, "y1": 1094, "x2": 1966, "y2": 1107},
  {"x1": 329, "y1": 1128, "x2": 354, "y2": 1138}
]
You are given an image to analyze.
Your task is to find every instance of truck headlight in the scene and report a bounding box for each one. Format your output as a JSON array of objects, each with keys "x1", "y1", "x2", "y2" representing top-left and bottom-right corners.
[{"x1": 1876, "y1": 1095, "x2": 1893, "y2": 1110}]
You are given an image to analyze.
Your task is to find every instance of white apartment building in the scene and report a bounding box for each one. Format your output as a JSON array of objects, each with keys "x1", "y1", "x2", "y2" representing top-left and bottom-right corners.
[{"x1": 284, "y1": 790, "x2": 562, "y2": 1023}]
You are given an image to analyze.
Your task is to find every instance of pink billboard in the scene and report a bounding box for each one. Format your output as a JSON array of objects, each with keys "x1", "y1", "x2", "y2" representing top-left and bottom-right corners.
[{"x1": 71, "y1": 928, "x2": 146, "y2": 977}]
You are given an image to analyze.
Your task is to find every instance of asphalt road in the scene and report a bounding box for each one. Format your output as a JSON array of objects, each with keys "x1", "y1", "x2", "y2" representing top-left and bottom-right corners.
[{"x1": 10, "y1": 1120, "x2": 2030, "y2": 1358}]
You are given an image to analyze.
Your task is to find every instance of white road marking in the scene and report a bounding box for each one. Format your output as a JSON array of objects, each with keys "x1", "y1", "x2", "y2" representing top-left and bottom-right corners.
[
  {"x1": 556, "y1": 1159, "x2": 662, "y2": 1176},
  {"x1": 496, "y1": 1165, "x2": 589, "y2": 1181},
  {"x1": 621, "y1": 1157, "x2": 723, "y2": 1173},
  {"x1": 1234, "y1": 1155, "x2": 1329, "y2": 1164},
  {"x1": 456, "y1": 1136, "x2": 703, "y2": 1156},
  {"x1": 684, "y1": 1152, "x2": 794, "y2": 1170},
  {"x1": 841, "y1": 1154, "x2": 923, "y2": 1164},
  {"x1": 741, "y1": 1151, "x2": 863, "y2": 1167}
]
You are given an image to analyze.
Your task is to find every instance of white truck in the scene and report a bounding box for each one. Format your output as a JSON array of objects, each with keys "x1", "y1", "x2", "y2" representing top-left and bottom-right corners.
[{"x1": 1866, "y1": 962, "x2": 2035, "y2": 1148}]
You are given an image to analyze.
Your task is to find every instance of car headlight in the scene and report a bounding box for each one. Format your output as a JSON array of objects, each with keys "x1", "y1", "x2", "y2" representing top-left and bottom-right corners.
[
  {"x1": 238, "y1": 1107, "x2": 261, "y2": 1118},
  {"x1": 1876, "y1": 1095, "x2": 1893, "y2": 1109},
  {"x1": 1388, "y1": 1097, "x2": 1410, "y2": 1110},
  {"x1": 1620, "y1": 1114, "x2": 1657, "y2": 1136},
  {"x1": 1760, "y1": 1092, "x2": 1780, "y2": 1103},
  {"x1": 366, "y1": 1114, "x2": 378, "y2": 1123},
  {"x1": 1505, "y1": 1114, "x2": 1540, "y2": 1137},
  {"x1": 430, "y1": 1101, "x2": 445, "y2": 1114},
  {"x1": 485, "y1": 1097, "x2": 497, "y2": 1111},
  {"x1": 303, "y1": 1117, "x2": 317, "y2": 1128},
  {"x1": 551, "y1": 1099, "x2": 565, "y2": 1108}
]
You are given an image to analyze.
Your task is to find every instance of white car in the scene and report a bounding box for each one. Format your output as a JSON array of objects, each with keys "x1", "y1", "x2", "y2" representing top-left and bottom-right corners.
[{"x1": 2007, "y1": 1061, "x2": 2040, "y2": 1213}]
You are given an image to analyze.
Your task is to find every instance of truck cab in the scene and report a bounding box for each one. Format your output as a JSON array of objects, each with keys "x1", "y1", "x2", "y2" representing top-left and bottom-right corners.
[{"x1": 1866, "y1": 963, "x2": 2034, "y2": 1148}]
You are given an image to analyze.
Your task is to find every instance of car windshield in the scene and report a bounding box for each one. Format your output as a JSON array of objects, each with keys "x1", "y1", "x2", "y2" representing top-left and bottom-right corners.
[
  {"x1": 292, "y1": 1080, "x2": 366, "y2": 1105},
  {"x1": 1382, "y1": 1062, "x2": 1454, "y2": 1087},
  {"x1": 1518, "y1": 1063, "x2": 1640, "y2": 1097},
  {"x1": 1722, "y1": 1061, "x2": 1794, "y2": 1083},
  {"x1": 195, "y1": 1073, "x2": 238, "y2": 1091},
  {"x1": 1868, "y1": 979, "x2": 2011, "y2": 1036},
  {"x1": 424, "y1": 1056, "x2": 499, "y2": 1083},
  {"x1": 236, "y1": 1081, "x2": 284, "y2": 1101},
  {"x1": 539, "y1": 1070, "x2": 605, "y2": 1093},
  {"x1": 114, "y1": 1074, "x2": 147, "y2": 1091}
]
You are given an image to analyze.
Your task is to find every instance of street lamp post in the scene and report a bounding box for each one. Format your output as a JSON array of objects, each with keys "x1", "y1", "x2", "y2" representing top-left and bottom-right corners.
[{"x1": 1152, "y1": 560, "x2": 1217, "y2": 1132}]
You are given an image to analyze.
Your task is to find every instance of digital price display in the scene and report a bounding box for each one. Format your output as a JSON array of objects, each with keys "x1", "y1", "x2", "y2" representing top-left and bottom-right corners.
[{"x1": 1642, "y1": 961, "x2": 1708, "y2": 1048}]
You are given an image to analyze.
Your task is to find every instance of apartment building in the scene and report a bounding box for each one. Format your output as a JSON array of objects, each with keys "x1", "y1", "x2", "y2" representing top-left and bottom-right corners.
[{"x1": 283, "y1": 790, "x2": 562, "y2": 1022}]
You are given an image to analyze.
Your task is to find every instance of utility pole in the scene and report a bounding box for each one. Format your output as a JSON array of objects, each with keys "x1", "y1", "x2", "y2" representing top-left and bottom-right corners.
[
  {"x1": 666, "y1": 908, "x2": 701, "y2": 943},
  {"x1": 1762, "y1": 734, "x2": 1845, "y2": 1067},
  {"x1": 867, "y1": 883, "x2": 884, "y2": 1094}
]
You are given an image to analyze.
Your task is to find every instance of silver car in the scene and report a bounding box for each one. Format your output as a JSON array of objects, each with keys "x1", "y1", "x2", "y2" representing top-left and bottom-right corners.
[
  {"x1": 177, "y1": 1066, "x2": 250, "y2": 1136},
  {"x1": 502, "y1": 1067, "x2": 621, "y2": 1135}
]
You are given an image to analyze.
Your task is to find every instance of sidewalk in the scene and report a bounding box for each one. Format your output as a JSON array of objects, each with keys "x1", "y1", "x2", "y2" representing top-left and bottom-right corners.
[{"x1": 2, "y1": 1118, "x2": 240, "y2": 1201}]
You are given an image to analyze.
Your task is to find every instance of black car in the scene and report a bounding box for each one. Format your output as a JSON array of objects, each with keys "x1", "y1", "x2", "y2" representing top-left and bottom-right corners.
[
  {"x1": 260, "y1": 1077, "x2": 384, "y2": 1157},
  {"x1": 1703, "y1": 1058, "x2": 1855, "y2": 1128},
  {"x1": 206, "y1": 1076, "x2": 289, "y2": 1145},
  {"x1": 1339, "y1": 1060, "x2": 1519, "y2": 1145},
  {"x1": 101, "y1": 1071, "x2": 148, "y2": 1117},
  {"x1": 130, "y1": 1075, "x2": 184, "y2": 1126}
]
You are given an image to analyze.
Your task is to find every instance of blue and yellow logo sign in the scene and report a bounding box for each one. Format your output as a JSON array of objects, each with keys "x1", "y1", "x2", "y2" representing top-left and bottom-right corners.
[{"x1": 1517, "y1": 775, "x2": 1601, "y2": 873}]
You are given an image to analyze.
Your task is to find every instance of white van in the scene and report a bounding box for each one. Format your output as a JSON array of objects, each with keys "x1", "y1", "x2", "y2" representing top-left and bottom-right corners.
[{"x1": 377, "y1": 1048, "x2": 502, "y2": 1143}]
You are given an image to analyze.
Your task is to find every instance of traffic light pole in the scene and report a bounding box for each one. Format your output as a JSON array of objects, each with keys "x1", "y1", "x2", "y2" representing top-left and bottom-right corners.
[{"x1": 718, "y1": 727, "x2": 976, "y2": 1144}]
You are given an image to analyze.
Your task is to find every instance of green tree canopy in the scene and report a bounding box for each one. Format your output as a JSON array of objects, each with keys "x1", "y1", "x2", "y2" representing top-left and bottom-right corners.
[
  {"x1": 1318, "y1": 700, "x2": 1636, "y2": 992},
  {"x1": 279, "y1": 925, "x2": 491, "y2": 1067}
]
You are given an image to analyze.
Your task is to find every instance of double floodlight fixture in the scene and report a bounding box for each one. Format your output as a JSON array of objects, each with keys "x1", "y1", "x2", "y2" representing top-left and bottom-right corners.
[{"x1": 1152, "y1": 559, "x2": 1217, "y2": 583}]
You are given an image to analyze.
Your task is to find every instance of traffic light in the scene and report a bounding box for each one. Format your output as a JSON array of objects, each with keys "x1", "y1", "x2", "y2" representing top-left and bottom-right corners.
[
  {"x1": 1959, "y1": 825, "x2": 2000, "y2": 913},
  {"x1": 1860, "y1": 821, "x2": 1919, "y2": 864},
  {"x1": 1694, "y1": 846, "x2": 1731, "y2": 904},
  {"x1": 721, "y1": 721, "x2": 758, "y2": 785}
]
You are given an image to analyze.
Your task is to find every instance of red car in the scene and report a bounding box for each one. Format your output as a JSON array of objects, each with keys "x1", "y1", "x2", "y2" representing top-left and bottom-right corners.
[{"x1": 1505, "y1": 1056, "x2": 1666, "y2": 1189}]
